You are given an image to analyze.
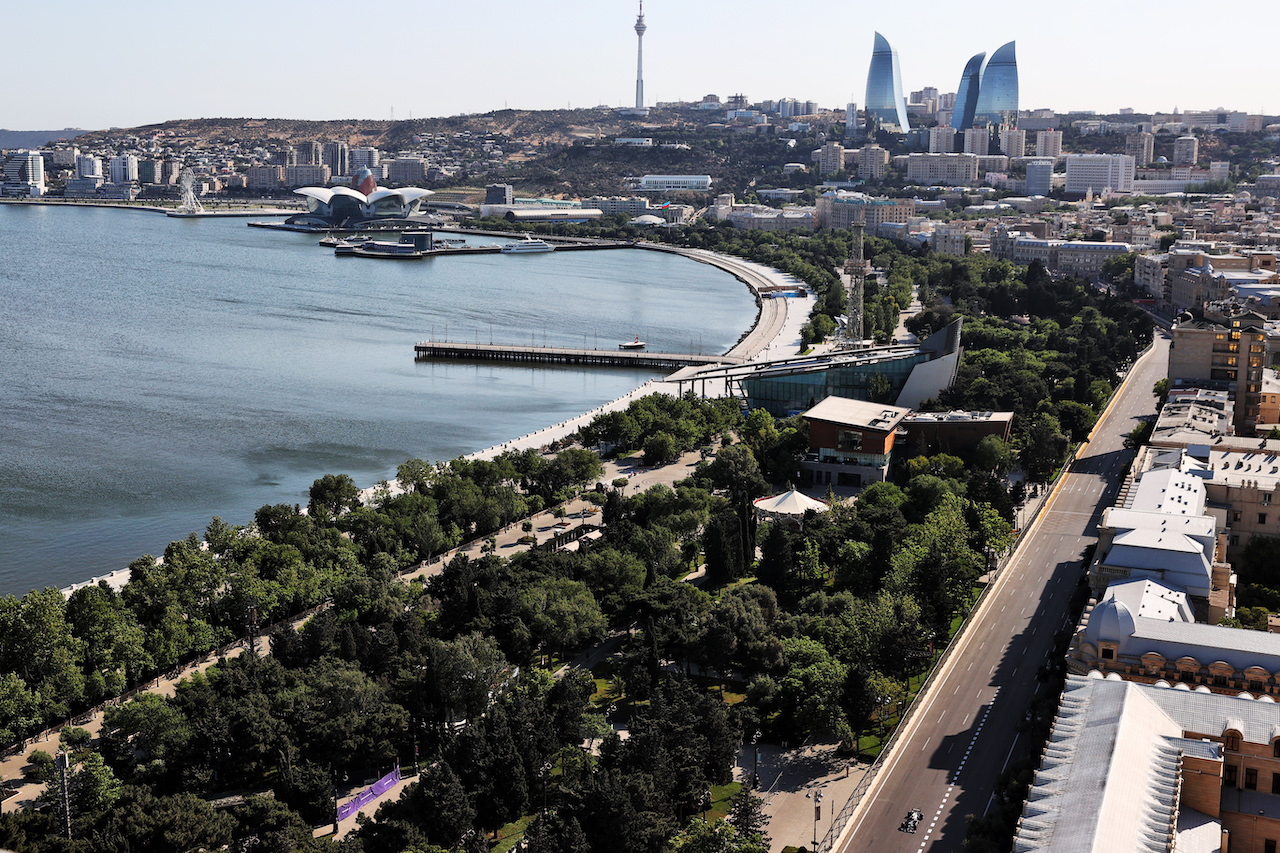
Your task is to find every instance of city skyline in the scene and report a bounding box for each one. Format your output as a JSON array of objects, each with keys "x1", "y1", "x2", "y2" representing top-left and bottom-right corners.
[{"x1": 1, "y1": 0, "x2": 1276, "y2": 132}]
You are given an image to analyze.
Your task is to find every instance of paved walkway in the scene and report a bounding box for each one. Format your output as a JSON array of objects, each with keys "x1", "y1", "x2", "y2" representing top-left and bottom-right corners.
[{"x1": 737, "y1": 741, "x2": 867, "y2": 853}]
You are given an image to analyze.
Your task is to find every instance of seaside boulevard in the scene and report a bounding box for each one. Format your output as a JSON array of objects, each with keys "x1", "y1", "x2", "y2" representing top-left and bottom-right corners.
[{"x1": 3, "y1": 246, "x2": 833, "y2": 845}]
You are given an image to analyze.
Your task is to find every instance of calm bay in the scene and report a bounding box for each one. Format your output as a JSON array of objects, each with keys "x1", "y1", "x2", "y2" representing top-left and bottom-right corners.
[{"x1": 0, "y1": 205, "x2": 756, "y2": 595}]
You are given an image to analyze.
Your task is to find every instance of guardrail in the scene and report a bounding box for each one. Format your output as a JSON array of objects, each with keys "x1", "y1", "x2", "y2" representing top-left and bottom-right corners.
[{"x1": 819, "y1": 331, "x2": 1161, "y2": 852}]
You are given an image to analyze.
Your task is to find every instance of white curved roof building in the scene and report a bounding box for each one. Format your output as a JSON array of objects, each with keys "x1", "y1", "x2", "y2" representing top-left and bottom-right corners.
[{"x1": 288, "y1": 186, "x2": 435, "y2": 227}]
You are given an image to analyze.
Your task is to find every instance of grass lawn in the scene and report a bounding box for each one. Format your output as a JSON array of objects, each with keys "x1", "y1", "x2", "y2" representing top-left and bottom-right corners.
[{"x1": 490, "y1": 813, "x2": 536, "y2": 853}]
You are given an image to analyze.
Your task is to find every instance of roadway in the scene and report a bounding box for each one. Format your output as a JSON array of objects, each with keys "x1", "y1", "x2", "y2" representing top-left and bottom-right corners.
[{"x1": 835, "y1": 329, "x2": 1170, "y2": 853}]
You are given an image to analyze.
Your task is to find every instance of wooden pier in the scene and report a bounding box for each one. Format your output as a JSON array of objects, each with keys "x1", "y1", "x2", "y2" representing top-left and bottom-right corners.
[{"x1": 414, "y1": 341, "x2": 744, "y2": 371}]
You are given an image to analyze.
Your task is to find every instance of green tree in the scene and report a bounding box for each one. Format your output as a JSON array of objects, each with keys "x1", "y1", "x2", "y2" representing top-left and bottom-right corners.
[
  {"x1": 644, "y1": 432, "x2": 679, "y2": 466},
  {"x1": 672, "y1": 819, "x2": 769, "y2": 853},
  {"x1": 308, "y1": 472, "x2": 362, "y2": 518},
  {"x1": 727, "y1": 788, "x2": 771, "y2": 847},
  {"x1": 519, "y1": 577, "x2": 607, "y2": 657}
]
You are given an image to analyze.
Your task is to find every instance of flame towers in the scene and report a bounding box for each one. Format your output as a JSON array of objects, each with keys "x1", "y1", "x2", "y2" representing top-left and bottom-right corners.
[
  {"x1": 972, "y1": 41, "x2": 1018, "y2": 128},
  {"x1": 951, "y1": 41, "x2": 1019, "y2": 131},
  {"x1": 864, "y1": 32, "x2": 911, "y2": 133}
]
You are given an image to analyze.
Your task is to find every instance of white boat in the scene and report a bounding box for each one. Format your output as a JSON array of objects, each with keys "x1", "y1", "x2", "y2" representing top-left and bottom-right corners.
[
  {"x1": 618, "y1": 335, "x2": 646, "y2": 350},
  {"x1": 500, "y1": 236, "x2": 555, "y2": 254}
]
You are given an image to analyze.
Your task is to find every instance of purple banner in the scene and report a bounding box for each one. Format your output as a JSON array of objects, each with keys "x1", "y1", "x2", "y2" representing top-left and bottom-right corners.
[{"x1": 337, "y1": 766, "x2": 401, "y2": 822}]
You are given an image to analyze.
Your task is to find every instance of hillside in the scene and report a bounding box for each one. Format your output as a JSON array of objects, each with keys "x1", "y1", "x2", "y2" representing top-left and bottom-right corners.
[{"x1": 65, "y1": 108, "x2": 715, "y2": 151}]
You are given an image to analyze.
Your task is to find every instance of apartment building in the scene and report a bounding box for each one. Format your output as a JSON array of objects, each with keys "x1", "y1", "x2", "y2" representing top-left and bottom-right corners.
[
  {"x1": 904, "y1": 153, "x2": 978, "y2": 185},
  {"x1": 1035, "y1": 129, "x2": 1062, "y2": 158},
  {"x1": 1064, "y1": 153, "x2": 1135, "y2": 194}
]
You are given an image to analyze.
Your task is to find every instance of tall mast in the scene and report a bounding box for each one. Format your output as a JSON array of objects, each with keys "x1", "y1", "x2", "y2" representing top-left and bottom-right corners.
[{"x1": 634, "y1": 1, "x2": 646, "y2": 110}]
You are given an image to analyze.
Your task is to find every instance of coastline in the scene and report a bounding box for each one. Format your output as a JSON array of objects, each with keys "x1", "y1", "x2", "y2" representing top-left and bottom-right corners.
[
  {"x1": 56, "y1": 245, "x2": 809, "y2": 596},
  {"x1": 369, "y1": 246, "x2": 809, "y2": 486}
]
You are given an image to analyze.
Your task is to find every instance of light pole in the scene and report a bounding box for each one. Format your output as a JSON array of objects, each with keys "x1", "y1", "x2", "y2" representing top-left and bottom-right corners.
[
  {"x1": 751, "y1": 729, "x2": 762, "y2": 789},
  {"x1": 806, "y1": 790, "x2": 824, "y2": 850}
]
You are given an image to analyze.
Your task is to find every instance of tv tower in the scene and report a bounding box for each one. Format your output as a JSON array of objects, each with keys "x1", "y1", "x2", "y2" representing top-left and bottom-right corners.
[{"x1": 634, "y1": 1, "x2": 647, "y2": 111}]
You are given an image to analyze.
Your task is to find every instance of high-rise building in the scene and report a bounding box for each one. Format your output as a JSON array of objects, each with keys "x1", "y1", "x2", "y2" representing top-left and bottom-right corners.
[
  {"x1": 818, "y1": 141, "x2": 846, "y2": 177},
  {"x1": 951, "y1": 52, "x2": 985, "y2": 131},
  {"x1": 1064, "y1": 154, "x2": 1135, "y2": 194},
  {"x1": 109, "y1": 154, "x2": 138, "y2": 184},
  {"x1": 323, "y1": 142, "x2": 350, "y2": 178},
  {"x1": 928, "y1": 126, "x2": 956, "y2": 154},
  {"x1": 864, "y1": 32, "x2": 911, "y2": 133},
  {"x1": 2, "y1": 151, "x2": 45, "y2": 197},
  {"x1": 1025, "y1": 159, "x2": 1053, "y2": 196},
  {"x1": 845, "y1": 102, "x2": 858, "y2": 131},
  {"x1": 137, "y1": 159, "x2": 162, "y2": 184},
  {"x1": 857, "y1": 145, "x2": 890, "y2": 181},
  {"x1": 297, "y1": 142, "x2": 322, "y2": 166},
  {"x1": 951, "y1": 42, "x2": 1018, "y2": 131},
  {"x1": 938, "y1": 92, "x2": 957, "y2": 111},
  {"x1": 1174, "y1": 135, "x2": 1200, "y2": 165},
  {"x1": 972, "y1": 42, "x2": 1018, "y2": 128},
  {"x1": 1209, "y1": 161, "x2": 1230, "y2": 182},
  {"x1": 76, "y1": 154, "x2": 102, "y2": 178},
  {"x1": 962, "y1": 127, "x2": 990, "y2": 156},
  {"x1": 1036, "y1": 129, "x2": 1063, "y2": 158},
  {"x1": 998, "y1": 128, "x2": 1026, "y2": 157},
  {"x1": 350, "y1": 148, "x2": 381, "y2": 172},
  {"x1": 1125, "y1": 132, "x2": 1155, "y2": 167}
]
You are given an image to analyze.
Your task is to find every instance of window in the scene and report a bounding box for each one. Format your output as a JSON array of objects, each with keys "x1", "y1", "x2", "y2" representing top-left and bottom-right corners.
[
  {"x1": 836, "y1": 429, "x2": 863, "y2": 452},
  {"x1": 1234, "y1": 511, "x2": 1243, "y2": 523},
  {"x1": 1266, "y1": 840, "x2": 1276, "y2": 853},
  {"x1": 1261, "y1": 514, "x2": 1269, "y2": 525},
  {"x1": 1214, "y1": 674, "x2": 1229, "y2": 687},
  {"x1": 1101, "y1": 647, "x2": 1115, "y2": 660},
  {"x1": 1274, "y1": 770, "x2": 1280, "y2": 791},
  {"x1": 1247, "y1": 768, "x2": 1259, "y2": 790},
  {"x1": 1226, "y1": 764, "x2": 1239, "y2": 786},
  {"x1": 1226, "y1": 732, "x2": 1243, "y2": 751},
  {"x1": 1232, "y1": 535, "x2": 1241, "y2": 546}
]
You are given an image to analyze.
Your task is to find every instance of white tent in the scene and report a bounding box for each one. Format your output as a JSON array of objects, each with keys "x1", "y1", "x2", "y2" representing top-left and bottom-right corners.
[{"x1": 752, "y1": 489, "x2": 829, "y2": 526}]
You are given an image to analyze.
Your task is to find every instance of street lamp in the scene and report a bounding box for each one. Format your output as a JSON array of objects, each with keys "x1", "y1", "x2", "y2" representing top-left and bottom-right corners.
[
  {"x1": 806, "y1": 790, "x2": 824, "y2": 850},
  {"x1": 751, "y1": 729, "x2": 762, "y2": 790},
  {"x1": 541, "y1": 760, "x2": 552, "y2": 815}
]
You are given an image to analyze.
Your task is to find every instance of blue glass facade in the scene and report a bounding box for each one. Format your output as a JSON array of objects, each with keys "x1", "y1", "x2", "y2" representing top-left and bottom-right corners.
[
  {"x1": 865, "y1": 32, "x2": 911, "y2": 133},
  {"x1": 951, "y1": 52, "x2": 985, "y2": 131},
  {"x1": 972, "y1": 41, "x2": 1018, "y2": 128},
  {"x1": 743, "y1": 352, "x2": 932, "y2": 417}
]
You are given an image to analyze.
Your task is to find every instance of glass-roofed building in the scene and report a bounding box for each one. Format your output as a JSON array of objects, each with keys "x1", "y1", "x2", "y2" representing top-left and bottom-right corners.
[{"x1": 670, "y1": 319, "x2": 963, "y2": 418}]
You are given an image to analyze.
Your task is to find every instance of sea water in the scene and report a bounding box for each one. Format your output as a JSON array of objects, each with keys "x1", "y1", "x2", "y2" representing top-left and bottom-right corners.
[{"x1": 0, "y1": 205, "x2": 756, "y2": 594}]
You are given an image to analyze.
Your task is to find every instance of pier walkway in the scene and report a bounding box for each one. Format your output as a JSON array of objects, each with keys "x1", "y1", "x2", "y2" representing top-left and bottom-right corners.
[{"x1": 413, "y1": 340, "x2": 744, "y2": 371}]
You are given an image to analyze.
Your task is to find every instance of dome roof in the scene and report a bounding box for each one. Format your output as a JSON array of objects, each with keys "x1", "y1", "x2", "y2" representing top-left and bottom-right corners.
[{"x1": 1084, "y1": 597, "x2": 1136, "y2": 645}]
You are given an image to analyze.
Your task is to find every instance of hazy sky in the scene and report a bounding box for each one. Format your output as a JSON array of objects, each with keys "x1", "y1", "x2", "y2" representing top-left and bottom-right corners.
[{"x1": 4, "y1": 0, "x2": 1273, "y2": 131}]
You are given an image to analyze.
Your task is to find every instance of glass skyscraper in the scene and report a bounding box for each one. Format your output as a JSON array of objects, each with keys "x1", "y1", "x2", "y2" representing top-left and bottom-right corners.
[
  {"x1": 972, "y1": 41, "x2": 1018, "y2": 128},
  {"x1": 864, "y1": 32, "x2": 911, "y2": 133},
  {"x1": 951, "y1": 52, "x2": 985, "y2": 131}
]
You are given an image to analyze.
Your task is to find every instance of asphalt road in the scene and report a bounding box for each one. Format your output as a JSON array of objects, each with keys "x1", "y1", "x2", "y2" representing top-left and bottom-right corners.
[{"x1": 836, "y1": 330, "x2": 1171, "y2": 853}]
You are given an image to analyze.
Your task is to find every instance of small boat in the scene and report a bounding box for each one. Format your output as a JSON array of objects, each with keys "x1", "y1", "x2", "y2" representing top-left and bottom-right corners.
[
  {"x1": 434, "y1": 237, "x2": 466, "y2": 246},
  {"x1": 318, "y1": 234, "x2": 343, "y2": 248},
  {"x1": 500, "y1": 236, "x2": 555, "y2": 254},
  {"x1": 619, "y1": 335, "x2": 646, "y2": 350}
]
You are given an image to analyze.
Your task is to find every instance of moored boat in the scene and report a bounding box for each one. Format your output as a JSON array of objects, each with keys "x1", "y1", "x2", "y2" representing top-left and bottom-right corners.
[{"x1": 500, "y1": 236, "x2": 555, "y2": 254}]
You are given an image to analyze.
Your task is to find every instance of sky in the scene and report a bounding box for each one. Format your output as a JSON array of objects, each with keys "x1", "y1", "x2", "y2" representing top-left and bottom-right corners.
[{"x1": 3, "y1": 0, "x2": 1275, "y2": 131}]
